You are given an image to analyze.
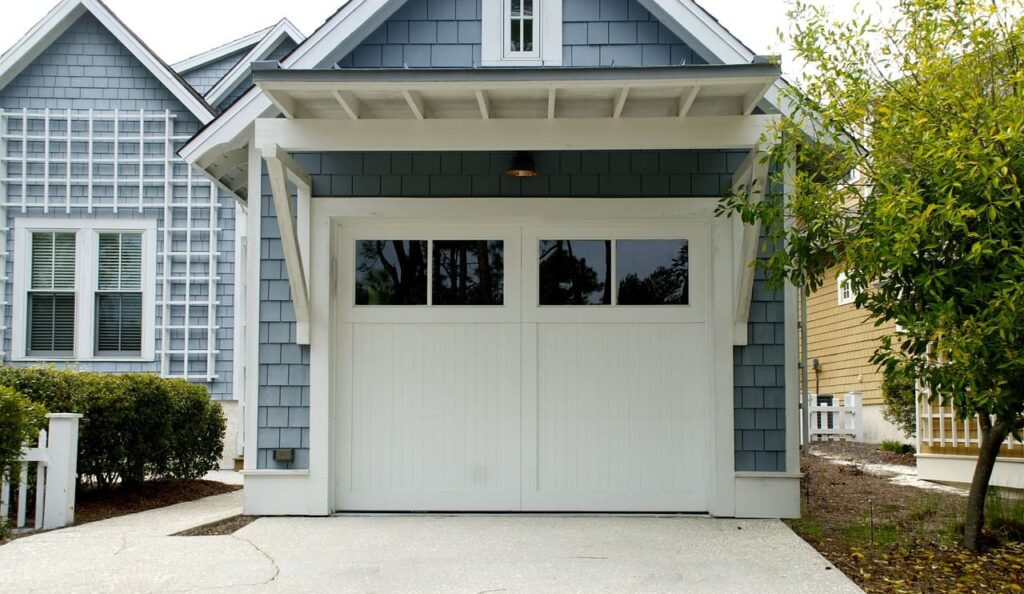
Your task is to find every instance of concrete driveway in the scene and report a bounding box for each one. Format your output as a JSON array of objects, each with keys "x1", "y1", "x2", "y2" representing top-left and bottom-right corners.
[{"x1": 0, "y1": 494, "x2": 861, "y2": 593}]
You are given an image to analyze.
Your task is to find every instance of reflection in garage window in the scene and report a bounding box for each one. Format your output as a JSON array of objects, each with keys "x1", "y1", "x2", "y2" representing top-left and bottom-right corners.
[
  {"x1": 355, "y1": 240, "x2": 428, "y2": 305},
  {"x1": 617, "y1": 240, "x2": 689, "y2": 305},
  {"x1": 433, "y1": 241, "x2": 505, "y2": 305},
  {"x1": 539, "y1": 240, "x2": 611, "y2": 305}
]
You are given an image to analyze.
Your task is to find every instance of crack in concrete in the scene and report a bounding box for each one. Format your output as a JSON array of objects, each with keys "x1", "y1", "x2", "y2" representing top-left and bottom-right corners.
[
  {"x1": 476, "y1": 589, "x2": 508, "y2": 594},
  {"x1": 231, "y1": 533, "x2": 281, "y2": 586}
]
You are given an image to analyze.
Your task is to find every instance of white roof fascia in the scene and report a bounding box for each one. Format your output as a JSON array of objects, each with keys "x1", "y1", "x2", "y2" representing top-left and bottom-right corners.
[
  {"x1": 0, "y1": 0, "x2": 215, "y2": 123},
  {"x1": 639, "y1": 0, "x2": 789, "y2": 114},
  {"x1": 180, "y1": 0, "x2": 406, "y2": 164},
  {"x1": 205, "y1": 19, "x2": 305, "y2": 108},
  {"x1": 173, "y1": 26, "x2": 272, "y2": 74}
]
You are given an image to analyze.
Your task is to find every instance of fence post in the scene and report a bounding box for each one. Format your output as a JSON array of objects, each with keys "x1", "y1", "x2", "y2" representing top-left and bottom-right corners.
[
  {"x1": 42, "y1": 413, "x2": 82, "y2": 530},
  {"x1": 846, "y1": 392, "x2": 864, "y2": 442}
]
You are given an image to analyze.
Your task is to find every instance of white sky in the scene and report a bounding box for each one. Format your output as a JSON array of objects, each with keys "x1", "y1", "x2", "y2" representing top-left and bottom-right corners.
[{"x1": 0, "y1": 1, "x2": 882, "y2": 79}]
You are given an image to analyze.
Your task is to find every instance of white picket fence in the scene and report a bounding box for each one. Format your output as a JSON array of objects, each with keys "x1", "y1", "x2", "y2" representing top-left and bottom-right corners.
[
  {"x1": 807, "y1": 392, "x2": 863, "y2": 442},
  {"x1": 1, "y1": 414, "x2": 81, "y2": 532}
]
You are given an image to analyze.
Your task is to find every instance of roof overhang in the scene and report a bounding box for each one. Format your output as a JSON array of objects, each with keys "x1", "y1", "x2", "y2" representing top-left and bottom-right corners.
[
  {"x1": 190, "y1": 63, "x2": 779, "y2": 198},
  {"x1": 253, "y1": 63, "x2": 780, "y2": 121}
]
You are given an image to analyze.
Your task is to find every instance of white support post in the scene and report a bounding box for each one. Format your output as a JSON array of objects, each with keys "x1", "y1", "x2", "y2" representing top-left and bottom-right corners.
[
  {"x1": 847, "y1": 392, "x2": 864, "y2": 442},
  {"x1": 42, "y1": 413, "x2": 82, "y2": 530},
  {"x1": 34, "y1": 428, "x2": 45, "y2": 530}
]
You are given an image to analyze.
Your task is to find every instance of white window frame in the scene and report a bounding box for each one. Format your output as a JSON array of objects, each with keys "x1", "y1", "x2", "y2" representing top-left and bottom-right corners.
[
  {"x1": 836, "y1": 271, "x2": 855, "y2": 306},
  {"x1": 482, "y1": 0, "x2": 563, "y2": 67},
  {"x1": 12, "y1": 219, "x2": 157, "y2": 362}
]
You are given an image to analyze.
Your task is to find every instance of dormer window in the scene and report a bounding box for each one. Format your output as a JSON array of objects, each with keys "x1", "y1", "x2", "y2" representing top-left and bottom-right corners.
[
  {"x1": 507, "y1": 0, "x2": 538, "y2": 57},
  {"x1": 483, "y1": 0, "x2": 562, "y2": 66}
]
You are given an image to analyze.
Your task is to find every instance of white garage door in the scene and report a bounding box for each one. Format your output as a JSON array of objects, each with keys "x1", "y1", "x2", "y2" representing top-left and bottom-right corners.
[{"x1": 334, "y1": 221, "x2": 712, "y2": 512}]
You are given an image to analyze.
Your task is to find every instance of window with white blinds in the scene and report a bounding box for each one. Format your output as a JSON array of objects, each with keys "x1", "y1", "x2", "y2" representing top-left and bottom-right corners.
[
  {"x1": 15, "y1": 220, "x2": 154, "y2": 361},
  {"x1": 95, "y1": 233, "x2": 143, "y2": 355},
  {"x1": 27, "y1": 232, "x2": 77, "y2": 355}
]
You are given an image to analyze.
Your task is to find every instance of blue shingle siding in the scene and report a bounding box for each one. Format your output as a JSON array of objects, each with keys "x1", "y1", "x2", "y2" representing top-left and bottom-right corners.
[
  {"x1": 0, "y1": 13, "x2": 236, "y2": 401},
  {"x1": 216, "y1": 39, "x2": 298, "y2": 112},
  {"x1": 734, "y1": 236, "x2": 788, "y2": 472},
  {"x1": 337, "y1": 0, "x2": 703, "y2": 68},
  {"x1": 256, "y1": 149, "x2": 788, "y2": 471},
  {"x1": 257, "y1": 184, "x2": 311, "y2": 470},
  {"x1": 562, "y1": 0, "x2": 705, "y2": 67},
  {"x1": 180, "y1": 47, "x2": 253, "y2": 96}
]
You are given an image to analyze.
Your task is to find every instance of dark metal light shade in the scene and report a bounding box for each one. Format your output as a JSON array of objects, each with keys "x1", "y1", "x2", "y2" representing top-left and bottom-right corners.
[{"x1": 506, "y1": 151, "x2": 538, "y2": 177}]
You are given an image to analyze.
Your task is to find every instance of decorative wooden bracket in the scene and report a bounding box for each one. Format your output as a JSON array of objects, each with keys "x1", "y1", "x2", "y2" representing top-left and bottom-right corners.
[
  {"x1": 732, "y1": 149, "x2": 771, "y2": 345},
  {"x1": 262, "y1": 144, "x2": 312, "y2": 345}
]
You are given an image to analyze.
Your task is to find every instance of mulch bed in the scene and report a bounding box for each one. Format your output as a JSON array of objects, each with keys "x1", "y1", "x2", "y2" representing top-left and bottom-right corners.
[
  {"x1": 2, "y1": 479, "x2": 239, "y2": 545},
  {"x1": 788, "y1": 446, "x2": 1024, "y2": 593},
  {"x1": 174, "y1": 514, "x2": 258, "y2": 537},
  {"x1": 811, "y1": 440, "x2": 917, "y2": 467}
]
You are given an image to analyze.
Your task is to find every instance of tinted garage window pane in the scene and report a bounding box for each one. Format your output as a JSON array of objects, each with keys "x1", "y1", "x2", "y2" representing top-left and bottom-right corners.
[
  {"x1": 539, "y1": 240, "x2": 612, "y2": 305},
  {"x1": 433, "y1": 241, "x2": 505, "y2": 306},
  {"x1": 617, "y1": 240, "x2": 689, "y2": 305},
  {"x1": 356, "y1": 240, "x2": 428, "y2": 305}
]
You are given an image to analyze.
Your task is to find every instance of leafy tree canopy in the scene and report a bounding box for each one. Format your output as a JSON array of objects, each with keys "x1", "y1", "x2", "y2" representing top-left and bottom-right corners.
[{"x1": 719, "y1": 0, "x2": 1024, "y2": 550}]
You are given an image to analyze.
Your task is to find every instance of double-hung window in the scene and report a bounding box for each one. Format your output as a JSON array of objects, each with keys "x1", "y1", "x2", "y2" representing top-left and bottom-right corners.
[{"x1": 15, "y1": 220, "x2": 155, "y2": 361}]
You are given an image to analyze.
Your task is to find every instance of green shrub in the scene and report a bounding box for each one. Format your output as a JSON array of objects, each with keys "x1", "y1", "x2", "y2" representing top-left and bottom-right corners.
[
  {"x1": 0, "y1": 386, "x2": 47, "y2": 473},
  {"x1": 0, "y1": 386, "x2": 46, "y2": 539},
  {"x1": 0, "y1": 366, "x2": 225, "y2": 487},
  {"x1": 880, "y1": 439, "x2": 916, "y2": 455},
  {"x1": 881, "y1": 364, "x2": 917, "y2": 438}
]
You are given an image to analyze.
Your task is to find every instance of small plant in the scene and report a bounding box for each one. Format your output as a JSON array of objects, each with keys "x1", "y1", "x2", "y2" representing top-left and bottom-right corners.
[
  {"x1": 881, "y1": 365, "x2": 917, "y2": 439},
  {"x1": 880, "y1": 439, "x2": 916, "y2": 455},
  {"x1": 910, "y1": 496, "x2": 942, "y2": 521},
  {"x1": 986, "y1": 488, "x2": 1024, "y2": 541}
]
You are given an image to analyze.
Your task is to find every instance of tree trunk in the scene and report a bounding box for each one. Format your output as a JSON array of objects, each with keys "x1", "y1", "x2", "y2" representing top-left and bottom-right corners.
[{"x1": 964, "y1": 414, "x2": 1010, "y2": 552}]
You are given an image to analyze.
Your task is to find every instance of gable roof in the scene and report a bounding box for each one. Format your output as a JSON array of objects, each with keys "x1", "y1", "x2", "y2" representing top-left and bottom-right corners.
[
  {"x1": 204, "y1": 19, "x2": 305, "y2": 109},
  {"x1": 173, "y1": 26, "x2": 275, "y2": 75},
  {"x1": 0, "y1": 0, "x2": 215, "y2": 123},
  {"x1": 180, "y1": 0, "x2": 789, "y2": 189}
]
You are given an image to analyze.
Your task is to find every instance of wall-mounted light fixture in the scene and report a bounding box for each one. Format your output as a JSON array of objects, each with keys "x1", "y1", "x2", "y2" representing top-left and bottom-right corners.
[{"x1": 506, "y1": 151, "x2": 538, "y2": 177}]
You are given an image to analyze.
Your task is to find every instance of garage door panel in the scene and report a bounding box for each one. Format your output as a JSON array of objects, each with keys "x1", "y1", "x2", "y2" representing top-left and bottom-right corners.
[
  {"x1": 527, "y1": 323, "x2": 710, "y2": 510},
  {"x1": 345, "y1": 322, "x2": 522, "y2": 509}
]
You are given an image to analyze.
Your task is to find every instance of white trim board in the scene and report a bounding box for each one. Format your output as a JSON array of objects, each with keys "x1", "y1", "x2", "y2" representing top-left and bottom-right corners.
[
  {"x1": 254, "y1": 115, "x2": 777, "y2": 153},
  {"x1": 204, "y1": 19, "x2": 305, "y2": 108},
  {"x1": 0, "y1": 0, "x2": 214, "y2": 124},
  {"x1": 173, "y1": 26, "x2": 274, "y2": 74}
]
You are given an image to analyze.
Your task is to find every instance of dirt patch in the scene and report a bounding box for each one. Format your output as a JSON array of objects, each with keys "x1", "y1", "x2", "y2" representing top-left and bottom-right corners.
[
  {"x1": 811, "y1": 440, "x2": 917, "y2": 467},
  {"x1": 73, "y1": 479, "x2": 240, "y2": 525},
  {"x1": 174, "y1": 514, "x2": 258, "y2": 537},
  {"x1": 789, "y1": 451, "x2": 1023, "y2": 593},
  {"x1": 2, "y1": 479, "x2": 239, "y2": 545}
]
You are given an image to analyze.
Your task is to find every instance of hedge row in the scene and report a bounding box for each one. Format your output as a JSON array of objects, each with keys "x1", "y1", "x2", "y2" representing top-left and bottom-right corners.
[{"x1": 0, "y1": 367, "x2": 225, "y2": 487}]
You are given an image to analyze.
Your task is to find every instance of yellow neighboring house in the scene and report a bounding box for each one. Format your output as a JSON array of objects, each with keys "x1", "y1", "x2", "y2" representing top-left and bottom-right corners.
[
  {"x1": 806, "y1": 267, "x2": 902, "y2": 443},
  {"x1": 809, "y1": 268, "x2": 1024, "y2": 489}
]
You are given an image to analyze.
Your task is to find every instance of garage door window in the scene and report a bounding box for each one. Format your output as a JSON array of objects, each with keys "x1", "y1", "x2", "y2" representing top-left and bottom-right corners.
[
  {"x1": 539, "y1": 240, "x2": 612, "y2": 305},
  {"x1": 433, "y1": 240, "x2": 504, "y2": 306},
  {"x1": 355, "y1": 240, "x2": 428, "y2": 305},
  {"x1": 617, "y1": 240, "x2": 689, "y2": 306},
  {"x1": 539, "y1": 239, "x2": 689, "y2": 306},
  {"x1": 356, "y1": 239, "x2": 506, "y2": 306}
]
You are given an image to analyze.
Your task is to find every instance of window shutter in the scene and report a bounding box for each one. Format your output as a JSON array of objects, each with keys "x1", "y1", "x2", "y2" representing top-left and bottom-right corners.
[{"x1": 31, "y1": 232, "x2": 76, "y2": 290}]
